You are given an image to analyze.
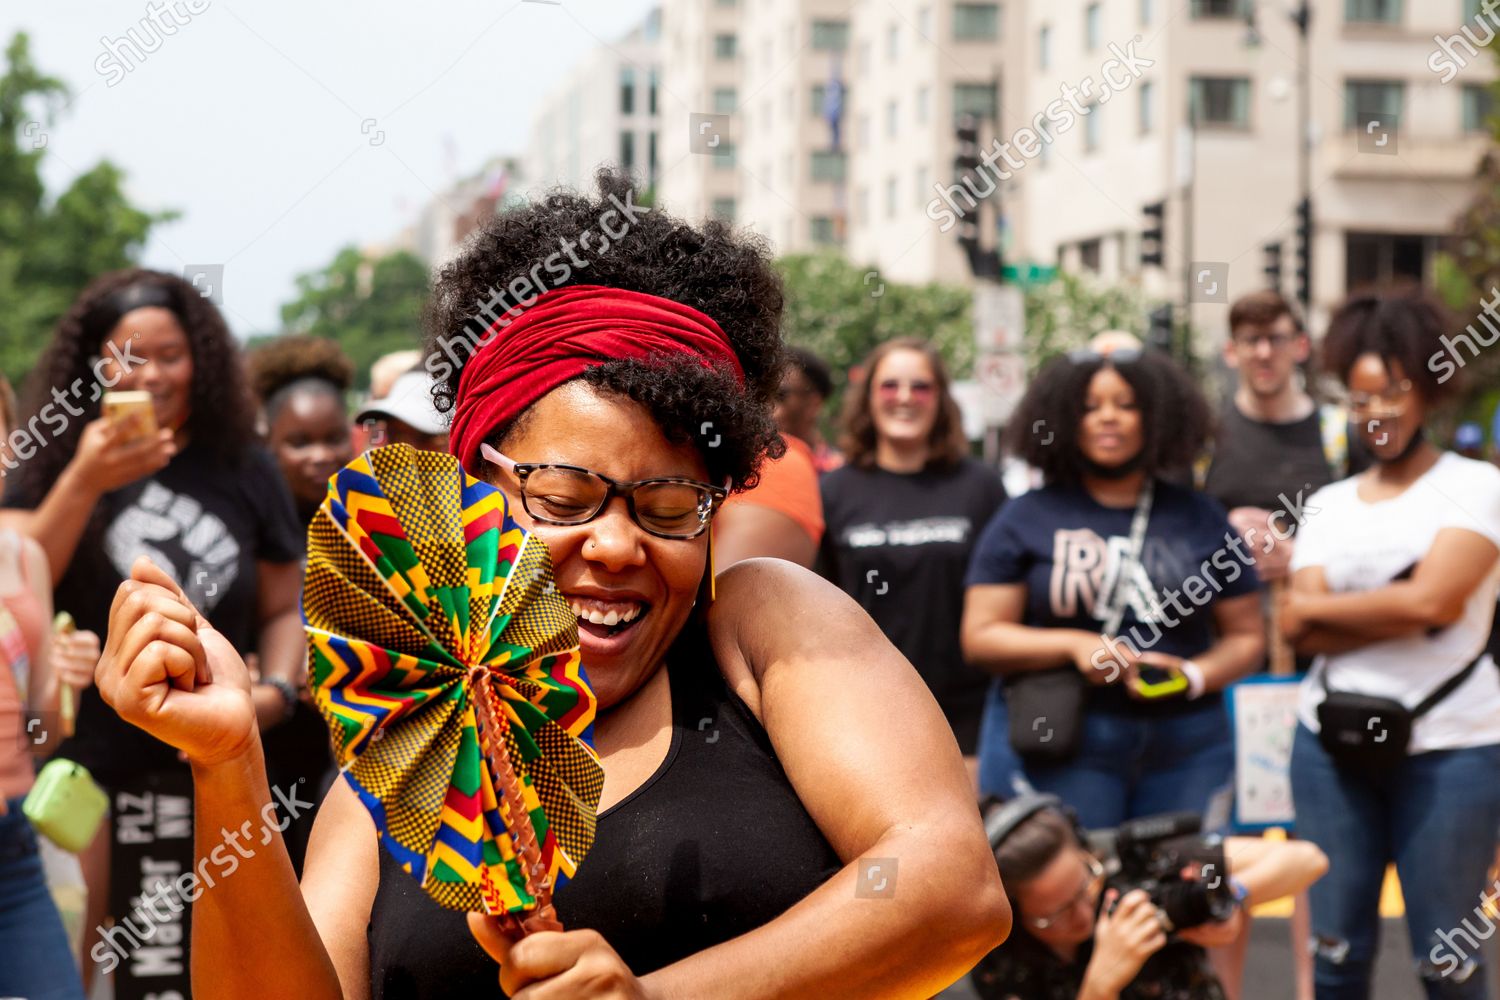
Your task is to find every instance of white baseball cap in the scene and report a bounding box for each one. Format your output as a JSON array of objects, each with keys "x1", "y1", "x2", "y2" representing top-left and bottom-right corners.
[{"x1": 354, "y1": 370, "x2": 448, "y2": 435}]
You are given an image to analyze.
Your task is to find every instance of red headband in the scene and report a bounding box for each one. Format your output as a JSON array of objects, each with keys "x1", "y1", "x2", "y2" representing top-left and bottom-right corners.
[{"x1": 448, "y1": 285, "x2": 744, "y2": 474}]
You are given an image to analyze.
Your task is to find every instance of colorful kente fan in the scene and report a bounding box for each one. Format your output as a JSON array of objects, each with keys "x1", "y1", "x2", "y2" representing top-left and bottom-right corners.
[{"x1": 302, "y1": 443, "x2": 604, "y2": 925}]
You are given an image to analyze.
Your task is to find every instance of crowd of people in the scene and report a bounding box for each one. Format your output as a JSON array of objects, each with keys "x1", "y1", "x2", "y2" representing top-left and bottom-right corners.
[{"x1": 0, "y1": 169, "x2": 1497, "y2": 1000}]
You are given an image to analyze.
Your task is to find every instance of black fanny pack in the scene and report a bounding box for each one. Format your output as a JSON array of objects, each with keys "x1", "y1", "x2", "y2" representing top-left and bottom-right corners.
[
  {"x1": 1315, "y1": 652, "x2": 1486, "y2": 773},
  {"x1": 1006, "y1": 668, "x2": 1088, "y2": 762}
]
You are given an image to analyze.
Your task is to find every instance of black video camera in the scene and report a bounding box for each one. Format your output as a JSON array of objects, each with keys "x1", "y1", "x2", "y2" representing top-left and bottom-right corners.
[{"x1": 1089, "y1": 811, "x2": 1235, "y2": 932}]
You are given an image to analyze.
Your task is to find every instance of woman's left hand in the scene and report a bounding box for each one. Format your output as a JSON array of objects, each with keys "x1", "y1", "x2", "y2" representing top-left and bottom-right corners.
[
  {"x1": 468, "y1": 916, "x2": 653, "y2": 999},
  {"x1": 53, "y1": 628, "x2": 101, "y2": 691}
]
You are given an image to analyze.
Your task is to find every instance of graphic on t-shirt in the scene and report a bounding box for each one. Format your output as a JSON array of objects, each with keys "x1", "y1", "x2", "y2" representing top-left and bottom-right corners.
[
  {"x1": 105, "y1": 481, "x2": 240, "y2": 614},
  {"x1": 844, "y1": 516, "x2": 971, "y2": 548},
  {"x1": 1049, "y1": 528, "x2": 1164, "y2": 624}
]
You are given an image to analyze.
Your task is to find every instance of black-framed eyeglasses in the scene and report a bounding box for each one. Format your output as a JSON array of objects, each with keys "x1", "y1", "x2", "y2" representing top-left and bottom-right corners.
[
  {"x1": 480, "y1": 443, "x2": 729, "y2": 540},
  {"x1": 1232, "y1": 331, "x2": 1297, "y2": 350},
  {"x1": 1026, "y1": 853, "x2": 1106, "y2": 931}
]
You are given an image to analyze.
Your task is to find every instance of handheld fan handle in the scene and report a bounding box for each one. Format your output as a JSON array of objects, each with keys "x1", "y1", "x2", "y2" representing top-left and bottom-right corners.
[{"x1": 471, "y1": 668, "x2": 561, "y2": 934}]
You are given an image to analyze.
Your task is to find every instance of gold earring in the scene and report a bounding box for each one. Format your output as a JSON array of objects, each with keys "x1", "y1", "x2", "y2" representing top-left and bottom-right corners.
[{"x1": 708, "y1": 522, "x2": 717, "y2": 602}]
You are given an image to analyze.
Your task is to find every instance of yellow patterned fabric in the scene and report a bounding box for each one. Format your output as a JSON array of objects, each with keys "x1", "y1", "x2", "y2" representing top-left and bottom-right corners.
[{"x1": 304, "y1": 444, "x2": 603, "y2": 914}]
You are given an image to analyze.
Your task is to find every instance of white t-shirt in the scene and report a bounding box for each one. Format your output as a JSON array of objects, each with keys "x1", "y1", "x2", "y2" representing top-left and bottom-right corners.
[{"x1": 1291, "y1": 452, "x2": 1500, "y2": 753}]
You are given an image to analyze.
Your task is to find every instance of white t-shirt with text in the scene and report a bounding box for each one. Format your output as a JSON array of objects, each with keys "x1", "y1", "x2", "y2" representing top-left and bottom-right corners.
[{"x1": 1291, "y1": 452, "x2": 1500, "y2": 753}]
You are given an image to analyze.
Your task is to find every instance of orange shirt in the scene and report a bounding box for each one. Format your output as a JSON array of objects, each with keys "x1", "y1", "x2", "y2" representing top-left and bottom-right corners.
[{"x1": 723, "y1": 435, "x2": 825, "y2": 546}]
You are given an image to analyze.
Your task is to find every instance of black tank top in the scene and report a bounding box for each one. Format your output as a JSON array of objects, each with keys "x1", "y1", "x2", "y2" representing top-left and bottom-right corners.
[{"x1": 366, "y1": 618, "x2": 844, "y2": 998}]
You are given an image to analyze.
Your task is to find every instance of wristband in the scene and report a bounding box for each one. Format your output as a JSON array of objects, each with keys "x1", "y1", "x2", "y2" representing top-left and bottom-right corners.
[
  {"x1": 259, "y1": 677, "x2": 298, "y2": 723},
  {"x1": 1180, "y1": 660, "x2": 1206, "y2": 700}
]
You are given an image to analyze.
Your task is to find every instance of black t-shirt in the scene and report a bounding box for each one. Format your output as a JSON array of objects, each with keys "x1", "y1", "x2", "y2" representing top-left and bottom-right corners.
[
  {"x1": 3, "y1": 442, "x2": 303, "y2": 784},
  {"x1": 971, "y1": 926, "x2": 1225, "y2": 1000},
  {"x1": 1203, "y1": 404, "x2": 1339, "y2": 514},
  {"x1": 966, "y1": 481, "x2": 1259, "y2": 716},
  {"x1": 818, "y1": 458, "x2": 1006, "y2": 752}
]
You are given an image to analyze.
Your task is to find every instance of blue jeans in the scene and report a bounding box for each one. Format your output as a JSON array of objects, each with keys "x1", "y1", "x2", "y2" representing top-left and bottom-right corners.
[
  {"x1": 1291, "y1": 724, "x2": 1500, "y2": 1000},
  {"x1": 977, "y1": 681, "x2": 1234, "y2": 828},
  {"x1": 0, "y1": 796, "x2": 86, "y2": 1000}
]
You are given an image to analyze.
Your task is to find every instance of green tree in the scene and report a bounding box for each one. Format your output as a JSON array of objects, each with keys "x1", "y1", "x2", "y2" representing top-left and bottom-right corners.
[
  {"x1": 0, "y1": 32, "x2": 172, "y2": 382},
  {"x1": 278, "y1": 245, "x2": 431, "y2": 388}
]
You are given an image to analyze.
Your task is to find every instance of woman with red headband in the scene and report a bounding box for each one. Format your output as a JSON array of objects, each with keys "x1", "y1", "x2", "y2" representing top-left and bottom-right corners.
[{"x1": 93, "y1": 172, "x2": 1010, "y2": 999}]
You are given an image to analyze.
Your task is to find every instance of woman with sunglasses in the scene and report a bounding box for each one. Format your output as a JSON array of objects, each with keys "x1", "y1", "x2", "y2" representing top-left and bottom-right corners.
[
  {"x1": 1280, "y1": 286, "x2": 1500, "y2": 1000},
  {"x1": 819, "y1": 338, "x2": 1007, "y2": 783},
  {"x1": 972, "y1": 797, "x2": 1326, "y2": 1000},
  {"x1": 961, "y1": 345, "x2": 1264, "y2": 827},
  {"x1": 90, "y1": 172, "x2": 1009, "y2": 999}
]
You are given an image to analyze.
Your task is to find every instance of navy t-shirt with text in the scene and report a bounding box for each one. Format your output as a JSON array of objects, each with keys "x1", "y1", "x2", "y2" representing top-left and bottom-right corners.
[{"x1": 965, "y1": 480, "x2": 1260, "y2": 713}]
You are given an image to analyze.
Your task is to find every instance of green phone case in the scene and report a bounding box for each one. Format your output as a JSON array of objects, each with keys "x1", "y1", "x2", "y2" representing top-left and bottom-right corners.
[{"x1": 22, "y1": 758, "x2": 108, "y2": 853}]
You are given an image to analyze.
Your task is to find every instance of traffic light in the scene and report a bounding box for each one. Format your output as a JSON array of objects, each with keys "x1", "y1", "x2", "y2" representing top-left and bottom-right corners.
[
  {"x1": 1140, "y1": 201, "x2": 1166, "y2": 268},
  {"x1": 954, "y1": 114, "x2": 982, "y2": 248},
  {"x1": 1294, "y1": 196, "x2": 1312, "y2": 309},
  {"x1": 1147, "y1": 304, "x2": 1174, "y2": 354},
  {"x1": 1263, "y1": 241, "x2": 1283, "y2": 292}
]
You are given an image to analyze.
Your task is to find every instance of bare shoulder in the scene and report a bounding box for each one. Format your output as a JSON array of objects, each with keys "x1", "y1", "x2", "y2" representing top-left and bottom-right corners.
[
  {"x1": 301, "y1": 776, "x2": 380, "y2": 999},
  {"x1": 703, "y1": 558, "x2": 870, "y2": 721}
]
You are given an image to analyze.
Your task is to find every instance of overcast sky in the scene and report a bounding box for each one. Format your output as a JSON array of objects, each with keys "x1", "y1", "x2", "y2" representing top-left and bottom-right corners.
[{"x1": 6, "y1": 1, "x2": 658, "y2": 338}]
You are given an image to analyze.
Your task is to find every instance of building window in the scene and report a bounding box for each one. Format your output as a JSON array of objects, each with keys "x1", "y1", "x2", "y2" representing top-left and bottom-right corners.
[
  {"x1": 1345, "y1": 0, "x2": 1402, "y2": 23},
  {"x1": 919, "y1": 5, "x2": 933, "y2": 38},
  {"x1": 915, "y1": 164, "x2": 929, "y2": 207},
  {"x1": 954, "y1": 3, "x2": 1000, "y2": 40},
  {"x1": 1465, "y1": 84, "x2": 1494, "y2": 134},
  {"x1": 811, "y1": 83, "x2": 826, "y2": 118},
  {"x1": 649, "y1": 69, "x2": 658, "y2": 115},
  {"x1": 1079, "y1": 238, "x2": 1103, "y2": 273},
  {"x1": 917, "y1": 85, "x2": 930, "y2": 124},
  {"x1": 714, "y1": 0, "x2": 736, "y2": 6},
  {"x1": 1039, "y1": 24, "x2": 1052, "y2": 70},
  {"x1": 1190, "y1": 0, "x2": 1245, "y2": 15},
  {"x1": 713, "y1": 143, "x2": 736, "y2": 169},
  {"x1": 1085, "y1": 4, "x2": 1101, "y2": 51},
  {"x1": 714, "y1": 87, "x2": 737, "y2": 115},
  {"x1": 812, "y1": 150, "x2": 847, "y2": 182},
  {"x1": 711, "y1": 197, "x2": 736, "y2": 221},
  {"x1": 811, "y1": 20, "x2": 850, "y2": 50},
  {"x1": 620, "y1": 130, "x2": 635, "y2": 170},
  {"x1": 810, "y1": 217, "x2": 839, "y2": 245},
  {"x1": 1343, "y1": 79, "x2": 1404, "y2": 129},
  {"x1": 886, "y1": 175, "x2": 899, "y2": 218},
  {"x1": 648, "y1": 131, "x2": 658, "y2": 184},
  {"x1": 1141, "y1": 0, "x2": 1153, "y2": 24},
  {"x1": 1139, "y1": 79, "x2": 1154, "y2": 134},
  {"x1": 1345, "y1": 232, "x2": 1433, "y2": 289},
  {"x1": 888, "y1": 22, "x2": 899, "y2": 60},
  {"x1": 954, "y1": 82, "x2": 998, "y2": 121},
  {"x1": 886, "y1": 98, "x2": 899, "y2": 137},
  {"x1": 620, "y1": 67, "x2": 636, "y2": 115},
  {"x1": 1084, "y1": 103, "x2": 1101, "y2": 151},
  {"x1": 1190, "y1": 77, "x2": 1252, "y2": 127},
  {"x1": 714, "y1": 33, "x2": 737, "y2": 59}
]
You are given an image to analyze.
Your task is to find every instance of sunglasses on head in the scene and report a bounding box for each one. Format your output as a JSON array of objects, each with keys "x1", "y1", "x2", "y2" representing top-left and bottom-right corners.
[{"x1": 1067, "y1": 347, "x2": 1143, "y2": 365}]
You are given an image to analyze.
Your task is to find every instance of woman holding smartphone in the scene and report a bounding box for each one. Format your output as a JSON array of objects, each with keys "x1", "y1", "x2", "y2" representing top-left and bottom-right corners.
[
  {"x1": 961, "y1": 344, "x2": 1264, "y2": 827},
  {"x1": 0, "y1": 269, "x2": 305, "y2": 981},
  {"x1": 1282, "y1": 286, "x2": 1500, "y2": 1000}
]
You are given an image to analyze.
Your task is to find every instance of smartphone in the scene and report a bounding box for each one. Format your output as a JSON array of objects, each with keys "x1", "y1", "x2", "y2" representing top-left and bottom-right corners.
[
  {"x1": 101, "y1": 390, "x2": 158, "y2": 443},
  {"x1": 1133, "y1": 664, "x2": 1190, "y2": 699}
]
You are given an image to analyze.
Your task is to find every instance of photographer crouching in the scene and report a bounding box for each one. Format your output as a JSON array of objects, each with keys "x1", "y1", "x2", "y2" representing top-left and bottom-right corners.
[{"x1": 972, "y1": 796, "x2": 1328, "y2": 1000}]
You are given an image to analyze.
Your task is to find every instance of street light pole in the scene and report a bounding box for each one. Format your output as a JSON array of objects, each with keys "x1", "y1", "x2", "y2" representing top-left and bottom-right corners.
[{"x1": 1293, "y1": 2, "x2": 1312, "y2": 313}]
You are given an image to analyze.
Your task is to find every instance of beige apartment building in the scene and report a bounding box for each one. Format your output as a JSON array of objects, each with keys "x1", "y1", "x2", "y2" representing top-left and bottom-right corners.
[
  {"x1": 1009, "y1": 0, "x2": 1495, "y2": 335},
  {"x1": 658, "y1": 0, "x2": 742, "y2": 223},
  {"x1": 525, "y1": 9, "x2": 663, "y2": 198}
]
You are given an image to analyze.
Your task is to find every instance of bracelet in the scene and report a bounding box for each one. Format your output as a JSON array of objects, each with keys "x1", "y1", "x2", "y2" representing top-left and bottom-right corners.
[
  {"x1": 259, "y1": 677, "x2": 298, "y2": 723},
  {"x1": 1180, "y1": 660, "x2": 1206, "y2": 700}
]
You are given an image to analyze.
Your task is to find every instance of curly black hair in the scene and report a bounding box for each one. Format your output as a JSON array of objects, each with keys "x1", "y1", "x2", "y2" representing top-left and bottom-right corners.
[
  {"x1": 422, "y1": 169, "x2": 786, "y2": 492},
  {"x1": 6, "y1": 267, "x2": 257, "y2": 510},
  {"x1": 1007, "y1": 349, "x2": 1211, "y2": 487},
  {"x1": 1322, "y1": 284, "x2": 1461, "y2": 403},
  {"x1": 246, "y1": 334, "x2": 355, "y2": 422}
]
